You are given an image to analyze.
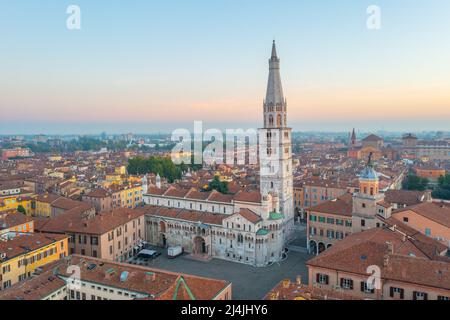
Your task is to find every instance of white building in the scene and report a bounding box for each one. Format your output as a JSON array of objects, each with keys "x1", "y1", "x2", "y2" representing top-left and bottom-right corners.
[{"x1": 143, "y1": 42, "x2": 294, "y2": 267}]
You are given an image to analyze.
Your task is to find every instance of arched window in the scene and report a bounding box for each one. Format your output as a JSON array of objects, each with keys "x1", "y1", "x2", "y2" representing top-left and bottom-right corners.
[
  {"x1": 277, "y1": 114, "x2": 282, "y2": 127},
  {"x1": 269, "y1": 115, "x2": 274, "y2": 126}
]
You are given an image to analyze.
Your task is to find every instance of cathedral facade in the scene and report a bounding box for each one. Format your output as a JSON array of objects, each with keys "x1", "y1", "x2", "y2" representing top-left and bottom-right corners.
[{"x1": 143, "y1": 42, "x2": 294, "y2": 267}]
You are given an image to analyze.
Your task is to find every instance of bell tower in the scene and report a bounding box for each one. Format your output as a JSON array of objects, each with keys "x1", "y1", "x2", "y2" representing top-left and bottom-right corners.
[
  {"x1": 352, "y1": 153, "x2": 384, "y2": 233},
  {"x1": 259, "y1": 41, "x2": 294, "y2": 239}
]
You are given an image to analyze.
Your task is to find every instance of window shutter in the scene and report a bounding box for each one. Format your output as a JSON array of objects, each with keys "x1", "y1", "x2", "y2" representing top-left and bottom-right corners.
[
  {"x1": 390, "y1": 287, "x2": 394, "y2": 297},
  {"x1": 413, "y1": 291, "x2": 417, "y2": 300},
  {"x1": 400, "y1": 289, "x2": 404, "y2": 300},
  {"x1": 325, "y1": 275, "x2": 329, "y2": 285},
  {"x1": 360, "y1": 281, "x2": 365, "y2": 292},
  {"x1": 349, "y1": 280, "x2": 354, "y2": 290},
  {"x1": 340, "y1": 278, "x2": 344, "y2": 287},
  {"x1": 316, "y1": 273, "x2": 320, "y2": 283},
  {"x1": 424, "y1": 293, "x2": 428, "y2": 300}
]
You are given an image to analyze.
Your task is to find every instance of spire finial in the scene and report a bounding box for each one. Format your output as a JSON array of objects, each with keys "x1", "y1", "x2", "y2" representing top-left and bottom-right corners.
[{"x1": 271, "y1": 40, "x2": 277, "y2": 59}]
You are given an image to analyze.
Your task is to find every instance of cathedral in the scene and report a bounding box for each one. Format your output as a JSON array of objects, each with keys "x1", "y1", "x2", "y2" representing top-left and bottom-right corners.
[{"x1": 143, "y1": 42, "x2": 294, "y2": 267}]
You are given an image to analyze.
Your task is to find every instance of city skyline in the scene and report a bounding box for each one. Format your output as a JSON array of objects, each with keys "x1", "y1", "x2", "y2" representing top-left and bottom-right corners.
[{"x1": 1, "y1": 0, "x2": 450, "y2": 134}]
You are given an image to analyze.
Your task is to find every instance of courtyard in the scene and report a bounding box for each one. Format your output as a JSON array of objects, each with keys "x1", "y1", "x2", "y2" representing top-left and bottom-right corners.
[{"x1": 142, "y1": 247, "x2": 312, "y2": 300}]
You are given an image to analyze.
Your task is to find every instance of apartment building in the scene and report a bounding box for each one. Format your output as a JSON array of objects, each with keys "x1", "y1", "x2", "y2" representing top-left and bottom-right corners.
[
  {"x1": 36, "y1": 207, "x2": 146, "y2": 262},
  {"x1": 0, "y1": 210, "x2": 34, "y2": 236},
  {"x1": 0, "y1": 255, "x2": 232, "y2": 300},
  {"x1": 294, "y1": 179, "x2": 349, "y2": 219},
  {"x1": 82, "y1": 188, "x2": 113, "y2": 213},
  {"x1": 306, "y1": 226, "x2": 450, "y2": 300},
  {"x1": 391, "y1": 202, "x2": 450, "y2": 248},
  {"x1": 0, "y1": 232, "x2": 68, "y2": 290},
  {"x1": 110, "y1": 184, "x2": 143, "y2": 209}
]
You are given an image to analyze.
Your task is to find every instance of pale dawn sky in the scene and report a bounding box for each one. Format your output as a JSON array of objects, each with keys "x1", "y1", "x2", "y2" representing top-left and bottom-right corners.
[{"x1": 0, "y1": 0, "x2": 449, "y2": 134}]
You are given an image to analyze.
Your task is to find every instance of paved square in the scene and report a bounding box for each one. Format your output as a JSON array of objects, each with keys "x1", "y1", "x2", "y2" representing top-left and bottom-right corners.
[{"x1": 143, "y1": 248, "x2": 312, "y2": 300}]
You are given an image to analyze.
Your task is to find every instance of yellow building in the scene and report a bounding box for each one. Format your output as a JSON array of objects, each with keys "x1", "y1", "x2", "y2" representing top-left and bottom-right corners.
[
  {"x1": 0, "y1": 195, "x2": 34, "y2": 215},
  {"x1": 0, "y1": 233, "x2": 68, "y2": 290},
  {"x1": 33, "y1": 194, "x2": 61, "y2": 217},
  {"x1": 111, "y1": 184, "x2": 143, "y2": 209},
  {"x1": 105, "y1": 174, "x2": 124, "y2": 187},
  {"x1": 115, "y1": 165, "x2": 127, "y2": 175}
]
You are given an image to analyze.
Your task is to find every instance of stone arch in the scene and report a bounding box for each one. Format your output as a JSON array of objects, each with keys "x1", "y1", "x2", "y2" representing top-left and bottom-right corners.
[
  {"x1": 277, "y1": 114, "x2": 282, "y2": 127},
  {"x1": 159, "y1": 221, "x2": 166, "y2": 233},
  {"x1": 318, "y1": 242, "x2": 326, "y2": 254},
  {"x1": 194, "y1": 236, "x2": 207, "y2": 254},
  {"x1": 309, "y1": 240, "x2": 317, "y2": 255},
  {"x1": 160, "y1": 233, "x2": 167, "y2": 247}
]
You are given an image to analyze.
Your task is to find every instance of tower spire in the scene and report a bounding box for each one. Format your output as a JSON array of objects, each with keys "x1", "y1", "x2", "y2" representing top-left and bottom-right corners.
[
  {"x1": 264, "y1": 41, "x2": 285, "y2": 128},
  {"x1": 271, "y1": 40, "x2": 278, "y2": 59}
]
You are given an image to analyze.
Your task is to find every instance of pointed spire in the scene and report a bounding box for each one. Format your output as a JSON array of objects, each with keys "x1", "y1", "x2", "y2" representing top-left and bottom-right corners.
[
  {"x1": 265, "y1": 40, "x2": 284, "y2": 106},
  {"x1": 271, "y1": 40, "x2": 278, "y2": 59},
  {"x1": 351, "y1": 128, "x2": 357, "y2": 146}
]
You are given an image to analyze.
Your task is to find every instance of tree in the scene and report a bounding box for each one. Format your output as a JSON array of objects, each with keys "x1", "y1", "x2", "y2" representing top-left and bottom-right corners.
[
  {"x1": 206, "y1": 176, "x2": 229, "y2": 194},
  {"x1": 432, "y1": 174, "x2": 450, "y2": 200},
  {"x1": 402, "y1": 174, "x2": 429, "y2": 191},
  {"x1": 17, "y1": 205, "x2": 26, "y2": 215},
  {"x1": 127, "y1": 156, "x2": 188, "y2": 183}
]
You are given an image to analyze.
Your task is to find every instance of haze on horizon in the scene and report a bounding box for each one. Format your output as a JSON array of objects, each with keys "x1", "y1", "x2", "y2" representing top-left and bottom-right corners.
[{"x1": 1, "y1": 0, "x2": 450, "y2": 135}]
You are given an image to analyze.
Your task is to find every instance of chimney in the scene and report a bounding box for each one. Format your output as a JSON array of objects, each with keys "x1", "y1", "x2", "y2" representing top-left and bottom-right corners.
[
  {"x1": 383, "y1": 254, "x2": 389, "y2": 267},
  {"x1": 104, "y1": 268, "x2": 115, "y2": 280},
  {"x1": 145, "y1": 272, "x2": 156, "y2": 282},
  {"x1": 386, "y1": 241, "x2": 394, "y2": 254}
]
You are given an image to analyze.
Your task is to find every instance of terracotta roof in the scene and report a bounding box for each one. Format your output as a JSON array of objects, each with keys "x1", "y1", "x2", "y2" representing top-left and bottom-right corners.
[
  {"x1": 207, "y1": 190, "x2": 234, "y2": 203},
  {"x1": 307, "y1": 193, "x2": 353, "y2": 217},
  {"x1": 164, "y1": 187, "x2": 190, "y2": 198},
  {"x1": 185, "y1": 189, "x2": 210, "y2": 200},
  {"x1": 36, "y1": 193, "x2": 61, "y2": 204},
  {"x1": 0, "y1": 233, "x2": 68, "y2": 262},
  {"x1": 147, "y1": 187, "x2": 167, "y2": 196},
  {"x1": 384, "y1": 217, "x2": 448, "y2": 258},
  {"x1": 264, "y1": 280, "x2": 361, "y2": 300},
  {"x1": 0, "y1": 255, "x2": 230, "y2": 300},
  {"x1": 0, "y1": 210, "x2": 33, "y2": 230},
  {"x1": 232, "y1": 208, "x2": 262, "y2": 224},
  {"x1": 362, "y1": 134, "x2": 383, "y2": 142},
  {"x1": 58, "y1": 255, "x2": 230, "y2": 300},
  {"x1": 144, "y1": 206, "x2": 227, "y2": 226},
  {"x1": 384, "y1": 190, "x2": 427, "y2": 207},
  {"x1": 84, "y1": 189, "x2": 110, "y2": 198},
  {"x1": 36, "y1": 207, "x2": 144, "y2": 235},
  {"x1": 0, "y1": 263, "x2": 66, "y2": 300},
  {"x1": 306, "y1": 227, "x2": 450, "y2": 290},
  {"x1": 393, "y1": 202, "x2": 450, "y2": 228},
  {"x1": 51, "y1": 197, "x2": 84, "y2": 210},
  {"x1": 233, "y1": 190, "x2": 262, "y2": 203}
]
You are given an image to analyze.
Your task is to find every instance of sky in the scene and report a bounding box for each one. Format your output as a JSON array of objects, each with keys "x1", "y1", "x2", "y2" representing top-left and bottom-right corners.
[{"x1": 0, "y1": 0, "x2": 450, "y2": 134}]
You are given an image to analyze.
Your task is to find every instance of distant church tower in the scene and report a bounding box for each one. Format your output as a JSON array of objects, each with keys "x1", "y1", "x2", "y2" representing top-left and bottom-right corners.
[
  {"x1": 350, "y1": 128, "x2": 357, "y2": 147},
  {"x1": 259, "y1": 41, "x2": 295, "y2": 238}
]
